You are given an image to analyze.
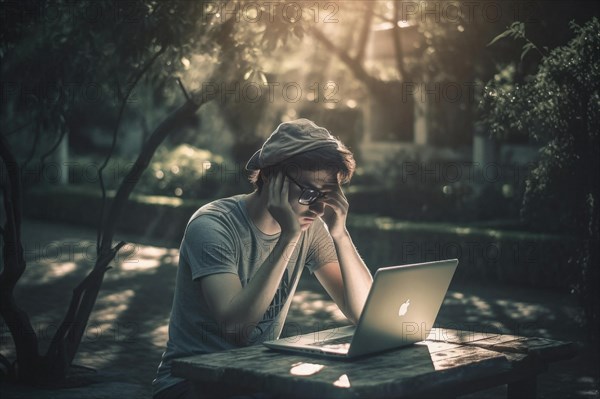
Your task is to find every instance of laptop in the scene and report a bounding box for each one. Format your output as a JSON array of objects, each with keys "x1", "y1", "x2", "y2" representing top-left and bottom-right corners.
[{"x1": 263, "y1": 259, "x2": 458, "y2": 359}]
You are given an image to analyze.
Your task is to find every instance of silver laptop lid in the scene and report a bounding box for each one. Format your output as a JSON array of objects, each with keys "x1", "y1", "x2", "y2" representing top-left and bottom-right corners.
[{"x1": 348, "y1": 259, "x2": 458, "y2": 357}]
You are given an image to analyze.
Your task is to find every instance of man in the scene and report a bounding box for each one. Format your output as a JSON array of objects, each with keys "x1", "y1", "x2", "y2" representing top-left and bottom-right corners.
[{"x1": 153, "y1": 118, "x2": 373, "y2": 398}]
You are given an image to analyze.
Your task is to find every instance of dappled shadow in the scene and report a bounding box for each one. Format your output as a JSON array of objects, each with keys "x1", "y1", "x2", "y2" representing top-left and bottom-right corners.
[
  {"x1": 2, "y1": 220, "x2": 181, "y2": 397},
  {"x1": 1, "y1": 219, "x2": 597, "y2": 399},
  {"x1": 436, "y1": 280, "x2": 586, "y2": 343},
  {"x1": 436, "y1": 281, "x2": 598, "y2": 399},
  {"x1": 78, "y1": 256, "x2": 178, "y2": 386}
]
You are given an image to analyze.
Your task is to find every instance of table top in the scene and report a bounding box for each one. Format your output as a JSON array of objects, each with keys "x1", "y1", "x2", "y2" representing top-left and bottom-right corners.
[{"x1": 172, "y1": 328, "x2": 576, "y2": 399}]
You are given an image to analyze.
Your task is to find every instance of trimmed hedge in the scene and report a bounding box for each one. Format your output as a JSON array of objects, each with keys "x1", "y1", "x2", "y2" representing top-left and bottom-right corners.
[
  {"x1": 346, "y1": 215, "x2": 577, "y2": 290},
  {"x1": 23, "y1": 185, "x2": 209, "y2": 247},
  {"x1": 23, "y1": 185, "x2": 577, "y2": 290}
]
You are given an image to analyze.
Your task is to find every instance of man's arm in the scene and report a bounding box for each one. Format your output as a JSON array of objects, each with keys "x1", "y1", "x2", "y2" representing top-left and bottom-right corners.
[
  {"x1": 200, "y1": 172, "x2": 301, "y2": 345},
  {"x1": 318, "y1": 183, "x2": 373, "y2": 325},
  {"x1": 200, "y1": 231, "x2": 300, "y2": 344},
  {"x1": 314, "y1": 232, "x2": 372, "y2": 325}
]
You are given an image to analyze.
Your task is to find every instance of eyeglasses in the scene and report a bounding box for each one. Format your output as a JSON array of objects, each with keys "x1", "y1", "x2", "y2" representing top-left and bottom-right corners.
[{"x1": 286, "y1": 174, "x2": 327, "y2": 205}]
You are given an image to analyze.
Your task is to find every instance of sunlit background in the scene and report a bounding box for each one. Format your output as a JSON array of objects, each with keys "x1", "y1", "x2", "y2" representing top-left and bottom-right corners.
[{"x1": 1, "y1": 1, "x2": 598, "y2": 398}]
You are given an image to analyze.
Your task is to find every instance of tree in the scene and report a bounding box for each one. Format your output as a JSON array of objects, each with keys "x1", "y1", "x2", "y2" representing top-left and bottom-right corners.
[
  {"x1": 481, "y1": 18, "x2": 600, "y2": 348},
  {"x1": 306, "y1": 0, "x2": 499, "y2": 146},
  {"x1": 0, "y1": 0, "x2": 307, "y2": 387}
]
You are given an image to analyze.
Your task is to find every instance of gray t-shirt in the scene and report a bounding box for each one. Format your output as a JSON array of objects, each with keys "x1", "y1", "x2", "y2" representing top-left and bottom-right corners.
[{"x1": 153, "y1": 194, "x2": 338, "y2": 395}]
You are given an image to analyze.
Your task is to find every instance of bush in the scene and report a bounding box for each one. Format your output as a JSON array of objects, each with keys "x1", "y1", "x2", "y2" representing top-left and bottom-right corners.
[
  {"x1": 136, "y1": 144, "x2": 252, "y2": 199},
  {"x1": 481, "y1": 18, "x2": 600, "y2": 344},
  {"x1": 350, "y1": 148, "x2": 524, "y2": 223}
]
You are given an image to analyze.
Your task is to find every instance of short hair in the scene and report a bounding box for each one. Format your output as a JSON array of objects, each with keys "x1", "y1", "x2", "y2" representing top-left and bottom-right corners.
[{"x1": 248, "y1": 140, "x2": 355, "y2": 193}]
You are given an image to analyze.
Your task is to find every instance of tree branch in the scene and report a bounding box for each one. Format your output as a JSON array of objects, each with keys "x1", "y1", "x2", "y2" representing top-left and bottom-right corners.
[
  {"x1": 44, "y1": 241, "x2": 125, "y2": 371},
  {"x1": 176, "y1": 77, "x2": 192, "y2": 103},
  {"x1": 355, "y1": 4, "x2": 374, "y2": 64},
  {"x1": 41, "y1": 78, "x2": 217, "y2": 385},
  {"x1": 0, "y1": 121, "x2": 34, "y2": 137},
  {"x1": 99, "y1": 90, "x2": 216, "y2": 255},
  {"x1": 308, "y1": 26, "x2": 383, "y2": 89},
  {"x1": 96, "y1": 46, "x2": 167, "y2": 252},
  {"x1": 392, "y1": 2, "x2": 409, "y2": 81},
  {"x1": 42, "y1": 87, "x2": 216, "y2": 378},
  {"x1": 308, "y1": 25, "x2": 394, "y2": 105}
]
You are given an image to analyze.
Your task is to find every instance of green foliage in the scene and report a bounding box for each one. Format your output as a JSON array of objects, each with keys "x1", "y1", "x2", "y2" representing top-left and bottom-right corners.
[
  {"x1": 481, "y1": 18, "x2": 600, "y2": 233},
  {"x1": 136, "y1": 144, "x2": 245, "y2": 199},
  {"x1": 351, "y1": 149, "x2": 523, "y2": 223},
  {"x1": 487, "y1": 21, "x2": 545, "y2": 62},
  {"x1": 1, "y1": 0, "x2": 310, "y2": 159},
  {"x1": 481, "y1": 17, "x2": 600, "y2": 343}
]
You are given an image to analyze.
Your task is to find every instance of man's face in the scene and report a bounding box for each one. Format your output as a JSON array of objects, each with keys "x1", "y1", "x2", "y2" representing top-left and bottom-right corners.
[{"x1": 287, "y1": 169, "x2": 338, "y2": 230}]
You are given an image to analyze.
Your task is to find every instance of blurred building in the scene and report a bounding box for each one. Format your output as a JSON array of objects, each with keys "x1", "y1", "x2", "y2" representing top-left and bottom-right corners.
[{"x1": 358, "y1": 19, "x2": 538, "y2": 180}]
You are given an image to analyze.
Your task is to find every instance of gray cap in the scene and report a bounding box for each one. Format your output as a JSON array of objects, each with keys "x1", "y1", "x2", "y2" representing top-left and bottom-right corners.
[{"x1": 245, "y1": 118, "x2": 339, "y2": 171}]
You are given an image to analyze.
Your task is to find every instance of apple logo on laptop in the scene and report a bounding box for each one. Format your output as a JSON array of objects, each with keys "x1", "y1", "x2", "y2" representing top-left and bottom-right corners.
[{"x1": 398, "y1": 299, "x2": 410, "y2": 316}]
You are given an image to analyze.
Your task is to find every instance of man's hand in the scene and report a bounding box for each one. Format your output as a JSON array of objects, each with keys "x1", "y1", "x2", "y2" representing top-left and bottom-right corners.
[
  {"x1": 321, "y1": 183, "x2": 349, "y2": 240},
  {"x1": 267, "y1": 172, "x2": 301, "y2": 236}
]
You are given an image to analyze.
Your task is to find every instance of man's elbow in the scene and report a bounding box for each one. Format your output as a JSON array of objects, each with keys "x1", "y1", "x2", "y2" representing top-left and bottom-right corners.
[
  {"x1": 218, "y1": 319, "x2": 256, "y2": 347},
  {"x1": 340, "y1": 305, "x2": 361, "y2": 325},
  {"x1": 210, "y1": 309, "x2": 254, "y2": 346},
  {"x1": 222, "y1": 309, "x2": 269, "y2": 347},
  {"x1": 343, "y1": 297, "x2": 368, "y2": 325}
]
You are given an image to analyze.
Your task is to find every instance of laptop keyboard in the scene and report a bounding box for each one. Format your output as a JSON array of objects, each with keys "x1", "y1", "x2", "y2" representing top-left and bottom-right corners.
[{"x1": 308, "y1": 335, "x2": 353, "y2": 347}]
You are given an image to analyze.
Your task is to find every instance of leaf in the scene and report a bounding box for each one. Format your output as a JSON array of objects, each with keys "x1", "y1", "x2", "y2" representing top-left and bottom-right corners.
[
  {"x1": 487, "y1": 29, "x2": 513, "y2": 47},
  {"x1": 243, "y1": 69, "x2": 254, "y2": 81},
  {"x1": 508, "y1": 21, "x2": 525, "y2": 35},
  {"x1": 257, "y1": 71, "x2": 268, "y2": 85},
  {"x1": 521, "y1": 42, "x2": 535, "y2": 61}
]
